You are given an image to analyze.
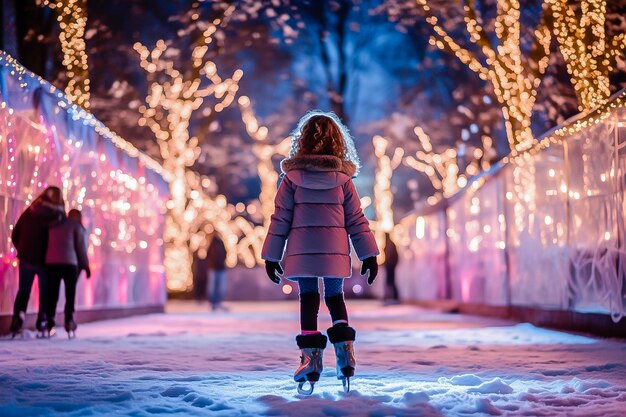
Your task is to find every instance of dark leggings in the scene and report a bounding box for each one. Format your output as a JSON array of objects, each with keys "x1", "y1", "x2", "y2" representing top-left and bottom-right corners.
[
  {"x1": 46, "y1": 264, "x2": 79, "y2": 323},
  {"x1": 296, "y1": 278, "x2": 348, "y2": 331},
  {"x1": 13, "y1": 262, "x2": 47, "y2": 324}
]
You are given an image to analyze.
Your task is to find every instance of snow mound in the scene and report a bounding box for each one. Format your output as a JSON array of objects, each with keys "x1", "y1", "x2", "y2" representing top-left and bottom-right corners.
[
  {"x1": 468, "y1": 378, "x2": 513, "y2": 394},
  {"x1": 569, "y1": 377, "x2": 611, "y2": 392},
  {"x1": 439, "y1": 374, "x2": 483, "y2": 386}
]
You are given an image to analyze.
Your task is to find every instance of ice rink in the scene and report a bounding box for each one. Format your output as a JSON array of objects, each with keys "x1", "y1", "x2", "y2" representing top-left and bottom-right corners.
[{"x1": 1, "y1": 301, "x2": 625, "y2": 416}]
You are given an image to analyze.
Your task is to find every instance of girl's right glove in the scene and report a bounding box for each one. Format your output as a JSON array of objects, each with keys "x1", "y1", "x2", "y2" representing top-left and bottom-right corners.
[
  {"x1": 265, "y1": 260, "x2": 283, "y2": 284},
  {"x1": 360, "y1": 256, "x2": 378, "y2": 285}
]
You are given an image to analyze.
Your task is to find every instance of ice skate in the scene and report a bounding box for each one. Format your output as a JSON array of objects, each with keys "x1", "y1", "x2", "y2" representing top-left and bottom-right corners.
[
  {"x1": 45, "y1": 319, "x2": 57, "y2": 339},
  {"x1": 294, "y1": 333, "x2": 327, "y2": 395},
  {"x1": 10, "y1": 312, "x2": 25, "y2": 339},
  {"x1": 327, "y1": 324, "x2": 356, "y2": 392},
  {"x1": 35, "y1": 317, "x2": 48, "y2": 339},
  {"x1": 65, "y1": 318, "x2": 77, "y2": 339}
]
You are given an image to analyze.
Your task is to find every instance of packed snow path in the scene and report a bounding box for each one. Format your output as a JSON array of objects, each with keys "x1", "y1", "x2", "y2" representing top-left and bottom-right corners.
[{"x1": 1, "y1": 301, "x2": 625, "y2": 417}]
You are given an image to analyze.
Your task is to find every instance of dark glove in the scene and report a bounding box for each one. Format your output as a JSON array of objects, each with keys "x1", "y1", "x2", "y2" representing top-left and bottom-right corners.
[
  {"x1": 84, "y1": 267, "x2": 91, "y2": 279},
  {"x1": 360, "y1": 256, "x2": 378, "y2": 285},
  {"x1": 265, "y1": 261, "x2": 283, "y2": 284}
]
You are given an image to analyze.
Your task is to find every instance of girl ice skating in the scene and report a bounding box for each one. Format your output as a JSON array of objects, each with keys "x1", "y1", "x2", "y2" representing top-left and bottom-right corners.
[{"x1": 262, "y1": 111, "x2": 379, "y2": 394}]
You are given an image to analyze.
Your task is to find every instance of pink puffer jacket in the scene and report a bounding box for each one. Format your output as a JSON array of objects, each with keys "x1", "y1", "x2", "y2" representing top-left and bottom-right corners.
[{"x1": 261, "y1": 154, "x2": 379, "y2": 279}]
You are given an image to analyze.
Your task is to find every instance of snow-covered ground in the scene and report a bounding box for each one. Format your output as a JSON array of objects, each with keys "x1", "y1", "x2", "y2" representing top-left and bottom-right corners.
[{"x1": 1, "y1": 301, "x2": 625, "y2": 416}]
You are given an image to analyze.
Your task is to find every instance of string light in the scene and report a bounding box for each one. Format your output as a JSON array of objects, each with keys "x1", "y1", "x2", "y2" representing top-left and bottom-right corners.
[
  {"x1": 183, "y1": 170, "x2": 264, "y2": 271},
  {"x1": 134, "y1": 21, "x2": 243, "y2": 291},
  {"x1": 42, "y1": 0, "x2": 90, "y2": 109},
  {"x1": 403, "y1": 126, "x2": 486, "y2": 204},
  {"x1": 416, "y1": 0, "x2": 552, "y2": 153},
  {"x1": 406, "y1": 90, "x2": 625, "y2": 213},
  {"x1": 546, "y1": 0, "x2": 626, "y2": 112},
  {"x1": 238, "y1": 96, "x2": 291, "y2": 230},
  {"x1": 371, "y1": 135, "x2": 404, "y2": 260},
  {"x1": 0, "y1": 52, "x2": 166, "y2": 176},
  {"x1": 0, "y1": 52, "x2": 168, "y2": 304},
  {"x1": 502, "y1": 90, "x2": 626, "y2": 165}
]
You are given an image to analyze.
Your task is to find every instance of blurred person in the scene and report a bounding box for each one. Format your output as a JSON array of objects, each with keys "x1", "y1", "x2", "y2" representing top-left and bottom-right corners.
[
  {"x1": 192, "y1": 248, "x2": 209, "y2": 303},
  {"x1": 10, "y1": 186, "x2": 65, "y2": 337},
  {"x1": 206, "y1": 234, "x2": 228, "y2": 311},
  {"x1": 45, "y1": 209, "x2": 90, "y2": 338},
  {"x1": 262, "y1": 111, "x2": 379, "y2": 394},
  {"x1": 383, "y1": 233, "x2": 400, "y2": 304}
]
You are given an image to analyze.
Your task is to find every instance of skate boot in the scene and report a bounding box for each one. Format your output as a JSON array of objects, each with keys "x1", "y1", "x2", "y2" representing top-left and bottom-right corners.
[
  {"x1": 294, "y1": 333, "x2": 327, "y2": 395},
  {"x1": 35, "y1": 316, "x2": 48, "y2": 339},
  {"x1": 65, "y1": 317, "x2": 77, "y2": 339},
  {"x1": 327, "y1": 324, "x2": 356, "y2": 392},
  {"x1": 10, "y1": 312, "x2": 25, "y2": 339}
]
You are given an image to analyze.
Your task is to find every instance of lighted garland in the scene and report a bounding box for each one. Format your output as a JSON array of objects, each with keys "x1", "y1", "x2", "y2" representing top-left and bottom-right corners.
[
  {"x1": 0, "y1": 52, "x2": 168, "y2": 277},
  {"x1": 546, "y1": 0, "x2": 626, "y2": 112},
  {"x1": 0, "y1": 52, "x2": 166, "y2": 177},
  {"x1": 134, "y1": 19, "x2": 243, "y2": 291},
  {"x1": 372, "y1": 135, "x2": 403, "y2": 232},
  {"x1": 42, "y1": 0, "x2": 90, "y2": 109},
  {"x1": 403, "y1": 126, "x2": 488, "y2": 205},
  {"x1": 504, "y1": 89, "x2": 626, "y2": 164},
  {"x1": 238, "y1": 96, "x2": 291, "y2": 231},
  {"x1": 416, "y1": 0, "x2": 552, "y2": 153},
  {"x1": 407, "y1": 90, "x2": 625, "y2": 207}
]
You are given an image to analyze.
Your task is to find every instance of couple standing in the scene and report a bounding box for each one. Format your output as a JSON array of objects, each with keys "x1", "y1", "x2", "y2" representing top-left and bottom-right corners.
[{"x1": 10, "y1": 186, "x2": 90, "y2": 338}]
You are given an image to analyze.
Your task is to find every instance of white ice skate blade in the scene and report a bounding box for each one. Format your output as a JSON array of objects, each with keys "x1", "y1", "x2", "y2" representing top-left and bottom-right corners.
[{"x1": 342, "y1": 378, "x2": 350, "y2": 392}]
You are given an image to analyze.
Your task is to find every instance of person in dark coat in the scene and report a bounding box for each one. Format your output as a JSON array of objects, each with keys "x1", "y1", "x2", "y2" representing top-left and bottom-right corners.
[
  {"x1": 10, "y1": 186, "x2": 65, "y2": 335},
  {"x1": 206, "y1": 234, "x2": 228, "y2": 311},
  {"x1": 45, "y1": 209, "x2": 90, "y2": 336},
  {"x1": 383, "y1": 233, "x2": 400, "y2": 303}
]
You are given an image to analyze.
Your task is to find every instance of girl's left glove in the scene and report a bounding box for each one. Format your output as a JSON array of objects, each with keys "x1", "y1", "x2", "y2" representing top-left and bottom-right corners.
[
  {"x1": 360, "y1": 256, "x2": 378, "y2": 285},
  {"x1": 265, "y1": 261, "x2": 283, "y2": 285}
]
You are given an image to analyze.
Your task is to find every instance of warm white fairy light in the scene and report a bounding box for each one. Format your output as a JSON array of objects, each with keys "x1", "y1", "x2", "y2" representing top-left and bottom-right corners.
[
  {"x1": 404, "y1": 126, "x2": 485, "y2": 204},
  {"x1": 371, "y1": 135, "x2": 404, "y2": 260},
  {"x1": 501, "y1": 90, "x2": 626, "y2": 166},
  {"x1": 0, "y1": 52, "x2": 168, "y2": 290},
  {"x1": 416, "y1": 0, "x2": 552, "y2": 153},
  {"x1": 373, "y1": 135, "x2": 404, "y2": 233},
  {"x1": 42, "y1": 0, "x2": 90, "y2": 109},
  {"x1": 134, "y1": 20, "x2": 243, "y2": 291},
  {"x1": 547, "y1": 0, "x2": 626, "y2": 112},
  {"x1": 183, "y1": 172, "x2": 259, "y2": 270},
  {"x1": 0, "y1": 52, "x2": 165, "y2": 176},
  {"x1": 238, "y1": 96, "x2": 291, "y2": 230},
  {"x1": 235, "y1": 95, "x2": 293, "y2": 266}
]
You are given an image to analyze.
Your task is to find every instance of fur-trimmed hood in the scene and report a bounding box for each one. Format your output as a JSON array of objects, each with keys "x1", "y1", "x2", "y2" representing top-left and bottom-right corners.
[{"x1": 280, "y1": 155, "x2": 356, "y2": 177}]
